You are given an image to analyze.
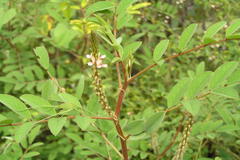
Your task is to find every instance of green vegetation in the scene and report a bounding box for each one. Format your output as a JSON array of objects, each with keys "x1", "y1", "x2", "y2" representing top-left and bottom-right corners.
[{"x1": 0, "y1": 0, "x2": 240, "y2": 160}]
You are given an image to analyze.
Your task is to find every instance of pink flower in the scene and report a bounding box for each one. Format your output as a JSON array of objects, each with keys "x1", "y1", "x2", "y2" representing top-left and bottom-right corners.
[{"x1": 86, "y1": 53, "x2": 108, "y2": 68}]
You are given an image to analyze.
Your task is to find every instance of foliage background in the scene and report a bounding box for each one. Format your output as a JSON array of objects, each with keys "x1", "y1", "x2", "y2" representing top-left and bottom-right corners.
[{"x1": 0, "y1": 0, "x2": 240, "y2": 160}]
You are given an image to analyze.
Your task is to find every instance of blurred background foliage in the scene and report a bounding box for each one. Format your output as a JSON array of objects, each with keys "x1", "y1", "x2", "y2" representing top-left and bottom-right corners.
[{"x1": 0, "y1": 0, "x2": 240, "y2": 160}]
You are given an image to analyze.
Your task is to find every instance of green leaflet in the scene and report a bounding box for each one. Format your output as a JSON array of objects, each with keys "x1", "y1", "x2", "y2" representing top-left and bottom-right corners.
[
  {"x1": 0, "y1": 8, "x2": 16, "y2": 29},
  {"x1": 123, "y1": 120, "x2": 145, "y2": 135},
  {"x1": 195, "y1": 62, "x2": 205, "y2": 75},
  {"x1": 20, "y1": 94, "x2": 56, "y2": 115},
  {"x1": 213, "y1": 86, "x2": 239, "y2": 99},
  {"x1": 122, "y1": 41, "x2": 142, "y2": 60},
  {"x1": 178, "y1": 23, "x2": 198, "y2": 51},
  {"x1": 23, "y1": 152, "x2": 40, "y2": 158},
  {"x1": 76, "y1": 75, "x2": 84, "y2": 98},
  {"x1": 209, "y1": 62, "x2": 238, "y2": 89},
  {"x1": 192, "y1": 120, "x2": 223, "y2": 135},
  {"x1": 203, "y1": 21, "x2": 226, "y2": 43},
  {"x1": 58, "y1": 93, "x2": 81, "y2": 108},
  {"x1": 86, "y1": 1, "x2": 114, "y2": 16},
  {"x1": 153, "y1": 40, "x2": 169, "y2": 62},
  {"x1": 167, "y1": 78, "x2": 190, "y2": 107},
  {"x1": 183, "y1": 99, "x2": 201, "y2": 116},
  {"x1": 226, "y1": 19, "x2": 240, "y2": 37},
  {"x1": 41, "y1": 80, "x2": 59, "y2": 101},
  {"x1": 28, "y1": 125, "x2": 42, "y2": 144},
  {"x1": 51, "y1": 23, "x2": 77, "y2": 49},
  {"x1": 15, "y1": 122, "x2": 34, "y2": 143},
  {"x1": 34, "y1": 46, "x2": 49, "y2": 70},
  {"x1": 116, "y1": 0, "x2": 136, "y2": 29},
  {"x1": 227, "y1": 69, "x2": 240, "y2": 84},
  {"x1": 117, "y1": 0, "x2": 136, "y2": 15},
  {"x1": 215, "y1": 106, "x2": 233, "y2": 124},
  {"x1": 66, "y1": 133, "x2": 108, "y2": 157},
  {"x1": 73, "y1": 116, "x2": 95, "y2": 130},
  {"x1": 144, "y1": 112, "x2": 165, "y2": 133},
  {"x1": 48, "y1": 117, "x2": 67, "y2": 136},
  {"x1": 0, "y1": 94, "x2": 31, "y2": 119},
  {"x1": 185, "y1": 71, "x2": 212, "y2": 98}
]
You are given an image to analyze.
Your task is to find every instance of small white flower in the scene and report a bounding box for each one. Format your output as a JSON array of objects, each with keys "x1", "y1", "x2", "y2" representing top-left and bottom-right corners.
[
  {"x1": 211, "y1": 4, "x2": 216, "y2": 8},
  {"x1": 87, "y1": 62, "x2": 93, "y2": 66},
  {"x1": 100, "y1": 55, "x2": 106, "y2": 59},
  {"x1": 165, "y1": 16, "x2": 170, "y2": 19},
  {"x1": 86, "y1": 54, "x2": 91, "y2": 58},
  {"x1": 164, "y1": 20, "x2": 169, "y2": 24},
  {"x1": 86, "y1": 53, "x2": 108, "y2": 68}
]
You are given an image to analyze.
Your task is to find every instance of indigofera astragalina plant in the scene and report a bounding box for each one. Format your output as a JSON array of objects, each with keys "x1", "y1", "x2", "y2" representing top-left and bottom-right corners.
[{"x1": 0, "y1": 1, "x2": 240, "y2": 160}]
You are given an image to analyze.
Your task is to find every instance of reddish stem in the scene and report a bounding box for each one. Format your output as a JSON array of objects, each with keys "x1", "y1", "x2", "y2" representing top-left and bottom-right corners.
[
  {"x1": 0, "y1": 115, "x2": 113, "y2": 127},
  {"x1": 128, "y1": 38, "x2": 240, "y2": 83}
]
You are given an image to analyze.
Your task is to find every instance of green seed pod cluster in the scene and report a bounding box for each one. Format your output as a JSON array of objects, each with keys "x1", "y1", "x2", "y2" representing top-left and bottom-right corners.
[{"x1": 173, "y1": 114, "x2": 194, "y2": 160}]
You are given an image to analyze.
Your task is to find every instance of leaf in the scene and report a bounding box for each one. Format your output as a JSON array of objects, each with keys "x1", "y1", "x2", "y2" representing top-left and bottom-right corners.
[
  {"x1": 28, "y1": 142, "x2": 44, "y2": 150},
  {"x1": 15, "y1": 122, "x2": 34, "y2": 143},
  {"x1": 20, "y1": 94, "x2": 56, "y2": 115},
  {"x1": 86, "y1": 1, "x2": 114, "y2": 16},
  {"x1": 0, "y1": 114, "x2": 7, "y2": 122},
  {"x1": 51, "y1": 23, "x2": 77, "y2": 48},
  {"x1": 203, "y1": 21, "x2": 226, "y2": 42},
  {"x1": 183, "y1": 100, "x2": 201, "y2": 116},
  {"x1": 0, "y1": 94, "x2": 31, "y2": 119},
  {"x1": 28, "y1": 125, "x2": 41, "y2": 144},
  {"x1": 0, "y1": 8, "x2": 17, "y2": 29},
  {"x1": 215, "y1": 106, "x2": 233, "y2": 124},
  {"x1": 209, "y1": 62, "x2": 238, "y2": 89},
  {"x1": 213, "y1": 87, "x2": 239, "y2": 99},
  {"x1": 216, "y1": 124, "x2": 240, "y2": 132},
  {"x1": 185, "y1": 72, "x2": 212, "y2": 98},
  {"x1": 48, "y1": 117, "x2": 67, "y2": 136},
  {"x1": 34, "y1": 46, "x2": 49, "y2": 70},
  {"x1": 0, "y1": 114, "x2": 12, "y2": 125},
  {"x1": 41, "y1": 80, "x2": 59, "y2": 101},
  {"x1": 167, "y1": 78, "x2": 190, "y2": 107},
  {"x1": 73, "y1": 116, "x2": 95, "y2": 130},
  {"x1": 144, "y1": 112, "x2": 165, "y2": 133},
  {"x1": 76, "y1": 75, "x2": 84, "y2": 98},
  {"x1": 123, "y1": 120, "x2": 145, "y2": 135},
  {"x1": 153, "y1": 40, "x2": 169, "y2": 62},
  {"x1": 195, "y1": 62, "x2": 205, "y2": 75},
  {"x1": 58, "y1": 93, "x2": 81, "y2": 108},
  {"x1": 178, "y1": 23, "x2": 198, "y2": 51},
  {"x1": 117, "y1": 0, "x2": 135, "y2": 15},
  {"x1": 23, "y1": 151, "x2": 40, "y2": 158},
  {"x1": 116, "y1": 0, "x2": 135, "y2": 29},
  {"x1": 86, "y1": 94, "x2": 101, "y2": 115},
  {"x1": 122, "y1": 41, "x2": 142, "y2": 60},
  {"x1": 192, "y1": 120, "x2": 223, "y2": 135},
  {"x1": 226, "y1": 19, "x2": 240, "y2": 37},
  {"x1": 227, "y1": 69, "x2": 240, "y2": 84}
]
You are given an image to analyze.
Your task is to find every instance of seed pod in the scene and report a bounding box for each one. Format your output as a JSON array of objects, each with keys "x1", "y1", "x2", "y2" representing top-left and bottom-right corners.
[{"x1": 173, "y1": 114, "x2": 193, "y2": 160}]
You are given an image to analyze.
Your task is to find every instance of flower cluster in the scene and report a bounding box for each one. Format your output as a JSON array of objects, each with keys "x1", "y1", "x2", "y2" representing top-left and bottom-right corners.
[
  {"x1": 86, "y1": 53, "x2": 108, "y2": 68},
  {"x1": 87, "y1": 52, "x2": 114, "y2": 116}
]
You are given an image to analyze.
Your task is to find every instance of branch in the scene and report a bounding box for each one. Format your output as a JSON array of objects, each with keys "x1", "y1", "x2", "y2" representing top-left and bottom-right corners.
[
  {"x1": 114, "y1": 120, "x2": 129, "y2": 160},
  {"x1": 128, "y1": 38, "x2": 240, "y2": 83},
  {"x1": 0, "y1": 115, "x2": 113, "y2": 127},
  {"x1": 157, "y1": 119, "x2": 183, "y2": 159}
]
